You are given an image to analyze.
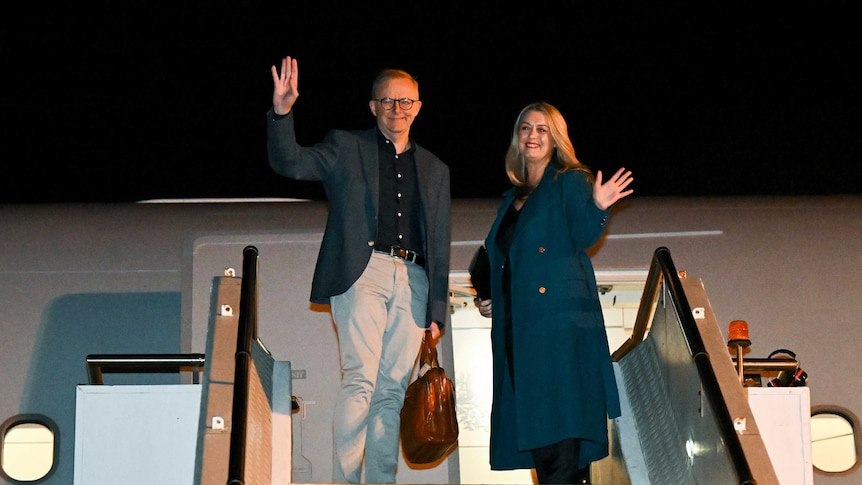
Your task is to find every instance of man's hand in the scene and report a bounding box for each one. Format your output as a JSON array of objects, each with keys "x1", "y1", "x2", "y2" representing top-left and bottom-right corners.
[
  {"x1": 271, "y1": 56, "x2": 299, "y2": 115},
  {"x1": 428, "y1": 321, "x2": 441, "y2": 342}
]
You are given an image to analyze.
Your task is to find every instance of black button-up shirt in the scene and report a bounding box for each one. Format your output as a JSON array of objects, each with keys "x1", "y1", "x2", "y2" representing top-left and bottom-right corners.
[{"x1": 375, "y1": 130, "x2": 424, "y2": 260}]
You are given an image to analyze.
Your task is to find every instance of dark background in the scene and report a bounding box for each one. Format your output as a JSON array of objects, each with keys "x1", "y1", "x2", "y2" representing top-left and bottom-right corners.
[{"x1": 5, "y1": 2, "x2": 860, "y2": 203}]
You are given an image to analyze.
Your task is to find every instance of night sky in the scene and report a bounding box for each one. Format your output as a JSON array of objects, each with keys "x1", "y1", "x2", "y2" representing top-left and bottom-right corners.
[{"x1": 6, "y1": 2, "x2": 860, "y2": 204}]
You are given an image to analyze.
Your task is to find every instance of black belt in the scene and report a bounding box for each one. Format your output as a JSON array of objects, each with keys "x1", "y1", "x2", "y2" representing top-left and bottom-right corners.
[{"x1": 375, "y1": 245, "x2": 425, "y2": 267}]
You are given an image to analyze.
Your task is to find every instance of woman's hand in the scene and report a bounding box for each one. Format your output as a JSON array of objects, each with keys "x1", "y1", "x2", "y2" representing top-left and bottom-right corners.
[
  {"x1": 593, "y1": 167, "x2": 634, "y2": 210},
  {"x1": 475, "y1": 298, "x2": 492, "y2": 318}
]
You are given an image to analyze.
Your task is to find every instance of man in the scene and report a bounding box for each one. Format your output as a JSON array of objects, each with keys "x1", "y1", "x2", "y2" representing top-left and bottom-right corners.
[{"x1": 267, "y1": 56, "x2": 451, "y2": 483}]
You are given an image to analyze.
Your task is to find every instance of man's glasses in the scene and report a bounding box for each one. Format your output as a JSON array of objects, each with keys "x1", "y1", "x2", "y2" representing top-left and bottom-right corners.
[{"x1": 373, "y1": 97, "x2": 417, "y2": 110}]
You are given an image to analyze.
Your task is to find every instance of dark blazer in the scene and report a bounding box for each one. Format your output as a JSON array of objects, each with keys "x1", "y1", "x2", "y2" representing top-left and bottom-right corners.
[
  {"x1": 266, "y1": 109, "x2": 451, "y2": 328},
  {"x1": 486, "y1": 163, "x2": 621, "y2": 470}
]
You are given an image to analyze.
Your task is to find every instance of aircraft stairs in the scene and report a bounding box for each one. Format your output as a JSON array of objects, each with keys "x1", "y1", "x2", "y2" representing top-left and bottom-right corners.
[
  {"x1": 73, "y1": 246, "x2": 809, "y2": 484},
  {"x1": 592, "y1": 247, "x2": 809, "y2": 484}
]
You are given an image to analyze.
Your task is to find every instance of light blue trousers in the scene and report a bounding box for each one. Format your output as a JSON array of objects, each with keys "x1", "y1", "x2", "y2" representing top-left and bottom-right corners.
[{"x1": 330, "y1": 252, "x2": 428, "y2": 483}]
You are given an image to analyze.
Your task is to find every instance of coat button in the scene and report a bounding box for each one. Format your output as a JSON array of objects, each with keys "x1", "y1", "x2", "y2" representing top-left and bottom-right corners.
[{"x1": 538, "y1": 287, "x2": 546, "y2": 294}]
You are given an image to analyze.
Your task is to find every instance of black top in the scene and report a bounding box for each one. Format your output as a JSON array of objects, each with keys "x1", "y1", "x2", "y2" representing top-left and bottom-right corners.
[{"x1": 497, "y1": 200, "x2": 522, "y2": 388}]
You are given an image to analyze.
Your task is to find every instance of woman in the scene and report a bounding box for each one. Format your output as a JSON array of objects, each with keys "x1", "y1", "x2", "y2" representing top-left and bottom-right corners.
[{"x1": 475, "y1": 102, "x2": 633, "y2": 484}]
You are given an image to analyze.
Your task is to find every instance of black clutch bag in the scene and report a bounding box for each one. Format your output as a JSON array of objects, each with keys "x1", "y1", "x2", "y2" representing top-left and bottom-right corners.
[{"x1": 468, "y1": 245, "x2": 491, "y2": 301}]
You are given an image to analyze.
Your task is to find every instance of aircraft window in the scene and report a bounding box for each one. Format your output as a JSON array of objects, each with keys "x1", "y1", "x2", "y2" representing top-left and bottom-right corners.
[
  {"x1": 811, "y1": 406, "x2": 859, "y2": 474},
  {"x1": 0, "y1": 416, "x2": 56, "y2": 482}
]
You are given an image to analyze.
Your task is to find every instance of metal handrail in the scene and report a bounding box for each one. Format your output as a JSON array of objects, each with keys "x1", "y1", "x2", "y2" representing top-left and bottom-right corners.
[
  {"x1": 732, "y1": 357, "x2": 798, "y2": 373},
  {"x1": 85, "y1": 353, "x2": 206, "y2": 385},
  {"x1": 227, "y1": 245, "x2": 259, "y2": 485},
  {"x1": 611, "y1": 245, "x2": 664, "y2": 362},
  {"x1": 612, "y1": 246, "x2": 756, "y2": 485}
]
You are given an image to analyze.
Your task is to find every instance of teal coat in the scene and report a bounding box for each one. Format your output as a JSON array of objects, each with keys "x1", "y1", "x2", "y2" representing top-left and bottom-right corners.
[{"x1": 486, "y1": 163, "x2": 622, "y2": 470}]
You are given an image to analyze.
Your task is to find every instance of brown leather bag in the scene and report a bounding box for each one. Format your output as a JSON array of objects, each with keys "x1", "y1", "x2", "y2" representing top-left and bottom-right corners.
[{"x1": 400, "y1": 330, "x2": 459, "y2": 464}]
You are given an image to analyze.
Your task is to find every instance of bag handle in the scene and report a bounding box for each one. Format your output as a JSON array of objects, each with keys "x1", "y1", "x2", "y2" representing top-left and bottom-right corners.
[{"x1": 419, "y1": 329, "x2": 440, "y2": 367}]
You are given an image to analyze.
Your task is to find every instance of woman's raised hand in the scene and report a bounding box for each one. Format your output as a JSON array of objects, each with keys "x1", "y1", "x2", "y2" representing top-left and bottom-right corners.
[{"x1": 593, "y1": 167, "x2": 634, "y2": 210}]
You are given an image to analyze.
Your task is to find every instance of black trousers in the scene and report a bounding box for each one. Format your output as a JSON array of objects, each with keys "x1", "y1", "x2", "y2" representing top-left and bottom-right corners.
[{"x1": 531, "y1": 438, "x2": 591, "y2": 484}]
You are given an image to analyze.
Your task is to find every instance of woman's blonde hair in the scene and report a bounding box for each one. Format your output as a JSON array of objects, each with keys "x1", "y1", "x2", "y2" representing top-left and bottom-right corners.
[{"x1": 504, "y1": 102, "x2": 593, "y2": 188}]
